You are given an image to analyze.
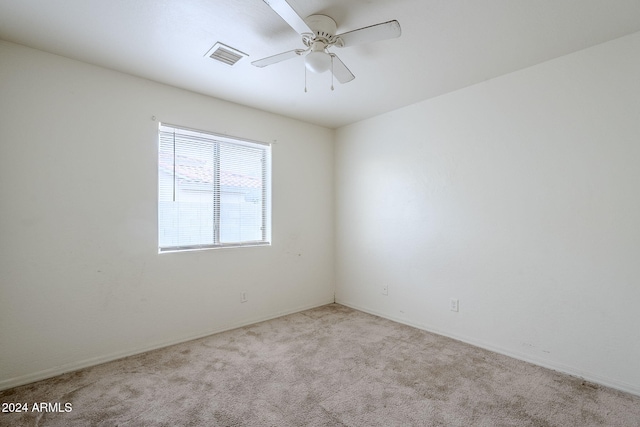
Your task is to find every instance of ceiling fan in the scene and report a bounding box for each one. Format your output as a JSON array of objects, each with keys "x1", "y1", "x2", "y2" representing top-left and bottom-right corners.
[{"x1": 252, "y1": 0, "x2": 401, "y2": 85}]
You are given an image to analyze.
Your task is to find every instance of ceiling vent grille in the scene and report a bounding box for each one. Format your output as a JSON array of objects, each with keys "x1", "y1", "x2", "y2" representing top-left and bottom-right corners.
[{"x1": 205, "y1": 42, "x2": 248, "y2": 66}]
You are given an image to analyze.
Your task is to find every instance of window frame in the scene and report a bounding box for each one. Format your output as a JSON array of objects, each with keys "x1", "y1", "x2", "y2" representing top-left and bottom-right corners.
[{"x1": 157, "y1": 123, "x2": 271, "y2": 253}]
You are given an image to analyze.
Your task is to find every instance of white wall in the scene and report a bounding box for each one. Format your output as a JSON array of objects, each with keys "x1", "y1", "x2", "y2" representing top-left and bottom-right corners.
[
  {"x1": 0, "y1": 41, "x2": 335, "y2": 389},
  {"x1": 335, "y1": 32, "x2": 640, "y2": 395}
]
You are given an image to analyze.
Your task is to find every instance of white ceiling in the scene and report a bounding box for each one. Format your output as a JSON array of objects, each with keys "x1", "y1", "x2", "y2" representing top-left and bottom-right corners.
[{"x1": 1, "y1": 0, "x2": 640, "y2": 129}]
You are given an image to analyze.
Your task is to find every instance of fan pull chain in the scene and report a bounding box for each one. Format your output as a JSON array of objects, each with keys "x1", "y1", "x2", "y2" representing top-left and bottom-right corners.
[
  {"x1": 304, "y1": 67, "x2": 308, "y2": 93},
  {"x1": 330, "y1": 55, "x2": 335, "y2": 91}
]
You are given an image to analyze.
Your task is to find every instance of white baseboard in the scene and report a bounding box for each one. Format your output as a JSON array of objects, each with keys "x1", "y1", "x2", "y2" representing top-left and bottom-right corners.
[
  {"x1": 0, "y1": 299, "x2": 334, "y2": 392},
  {"x1": 336, "y1": 299, "x2": 640, "y2": 397}
]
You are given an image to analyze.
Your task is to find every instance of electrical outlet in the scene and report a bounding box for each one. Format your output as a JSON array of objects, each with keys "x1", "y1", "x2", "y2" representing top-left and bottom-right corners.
[
  {"x1": 240, "y1": 291, "x2": 248, "y2": 303},
  {"x1": 382, "y1": 284, "x2": 388, "y2": 295},
  {"x1": 450, "y1": 298, "x2": 459, "y2": 312}
]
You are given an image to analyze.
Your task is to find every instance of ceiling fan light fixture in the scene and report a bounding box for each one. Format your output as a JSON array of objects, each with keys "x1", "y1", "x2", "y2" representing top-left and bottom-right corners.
[{"x1": 305, "y1": 50, "x2": 331, "y2": 73}]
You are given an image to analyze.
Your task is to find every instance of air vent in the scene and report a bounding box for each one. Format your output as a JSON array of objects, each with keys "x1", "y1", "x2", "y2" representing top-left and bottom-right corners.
[{"x1": 205, "y1": 42, "x2": 248, "y2": 66}]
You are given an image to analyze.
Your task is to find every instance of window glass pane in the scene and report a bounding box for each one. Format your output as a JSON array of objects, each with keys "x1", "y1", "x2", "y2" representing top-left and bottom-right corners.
[
  {"x1": 158, "y1": 124, "x2": 270, "y2": 252},
  {"x1": 219, "y1": 143, "x2": 264, "y2": 243},
  {"x1": 159, "y1": 133, "x2": 215, "y2": 248}
]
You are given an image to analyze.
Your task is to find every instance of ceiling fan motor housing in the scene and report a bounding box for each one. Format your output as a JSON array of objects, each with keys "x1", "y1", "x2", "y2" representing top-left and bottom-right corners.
[
  {"x1": 305, "y1": 15, "x2": 337, "y2": 40},
  {"x1": 302, "y1": 15, "x2": 338, "y2": 74}
]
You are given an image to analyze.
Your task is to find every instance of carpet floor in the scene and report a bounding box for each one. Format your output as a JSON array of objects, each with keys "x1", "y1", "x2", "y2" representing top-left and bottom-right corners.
[{"x1": 1, "y1": 304, "x2": 639, "y2": 426}]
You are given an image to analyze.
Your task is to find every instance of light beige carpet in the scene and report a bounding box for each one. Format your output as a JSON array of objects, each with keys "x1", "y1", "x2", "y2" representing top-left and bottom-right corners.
[{"x1": 1, "y1": 304, "x2": 639, "y2": 426}]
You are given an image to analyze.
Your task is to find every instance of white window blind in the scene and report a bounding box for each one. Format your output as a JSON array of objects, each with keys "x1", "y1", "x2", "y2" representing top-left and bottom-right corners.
[{"x1": 158, "y1": 124, "x2": 271, "y2": 252}]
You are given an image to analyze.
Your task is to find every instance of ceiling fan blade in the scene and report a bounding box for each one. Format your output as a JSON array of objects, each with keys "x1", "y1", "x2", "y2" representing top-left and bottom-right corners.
[
  {"x1": 336, "y1": 20, "x2": 401, "y2": 48},
  {"x1": 329, "y1": 54, "x2": 355, "y2": 84},
  {"x1": 252, "y1": 49, "x2": 304, "y2": 68},
  {"x1": 262, "y1": 0, "x2": 312, "y2": 35}
]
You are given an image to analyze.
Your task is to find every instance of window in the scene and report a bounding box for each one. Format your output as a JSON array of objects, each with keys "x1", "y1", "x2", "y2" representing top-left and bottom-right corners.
[{"x1": 158, "y1": 124, "x2": 271, "y2": 252}]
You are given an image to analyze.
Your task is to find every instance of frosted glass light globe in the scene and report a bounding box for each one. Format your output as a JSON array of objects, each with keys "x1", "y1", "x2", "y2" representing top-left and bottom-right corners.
[{"x1": 305, "y1": 51, "x2": 331, "y2": 73}]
